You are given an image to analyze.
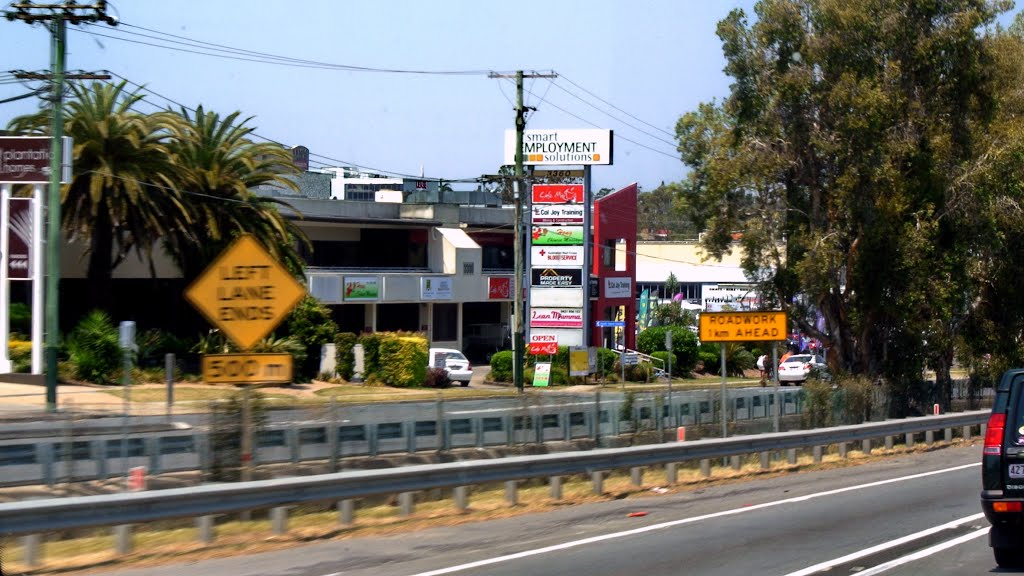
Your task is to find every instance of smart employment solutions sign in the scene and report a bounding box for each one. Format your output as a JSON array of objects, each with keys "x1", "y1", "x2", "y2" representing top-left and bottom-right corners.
[
  {"x1": 504, "y1": 129, "x2": 612, "y2": 166},
  {"x1": 698, "y1": 311, "x2": 787, "y2": 343}
]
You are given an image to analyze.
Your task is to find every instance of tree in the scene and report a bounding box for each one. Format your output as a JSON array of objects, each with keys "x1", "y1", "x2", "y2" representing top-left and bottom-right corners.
[
  {"x1": 676, "y1": 0, "x2": 1007, "y2": 412},
  {"x1": 160, "y1": 106, "x2": 310, "y2": 279},
  {"x1": 637, "y1": 182, "x2": 696, "y2": 239},
  {"x1": 6, "y1": 81, "x2": 191, "y2": 310}
]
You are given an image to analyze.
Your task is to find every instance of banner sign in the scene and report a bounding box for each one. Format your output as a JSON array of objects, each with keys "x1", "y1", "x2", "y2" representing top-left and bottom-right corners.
[
  {"x1": 531, "y1": 287, "x2": 584, "y2": 307},
  {"x1": 487, "y1": 276, "x2": 511, "y2": 299},
  {"x1": 530, "y1": 308, "x2": 584, "y2": 329},
  {"x1": 531, "y1": 204, "x2": 585, "y2": 224},
  {"x1": 0, "y1": 136, "x2": 72, "y2": 184},
  {"x1": 531, "y1": 245, "x2": 584, "y2": 266},
  {"x1": 529, "y1": 333, "x2": 558, "y2": 355},
  {"x1": 343, "y1": 276, "x2": 380, "y2": 301},
  {"x1": 531, "y1": 267, "x2": 583, "y2": 288},
  {"x1": 532, "y1": 362, "x2": 552, "y2": 387},
  {"x1": 505, "y1": 129, "x2": 613, "y2": 166},
  {"x1": 420, "y1": 276, "x2": 453, "y2": 300},
  {"x1": 569, "y1": 346, "x2": 589, "y2": 376},
  {"x1": 531, "y1": 226, "x2": 584, "y2": 246},
  {"x1": 698, "y1": 311, "x2": 788, "y2": 342},
  {"x1": 7, "y1": 198, "x2": 32, "y2": 280},
  {"x1": 604, "y1": 277, "x2": 632, "y2": 299},
  {"x1": 531, "y1": 184, "x2": 584, "y2": 205}
]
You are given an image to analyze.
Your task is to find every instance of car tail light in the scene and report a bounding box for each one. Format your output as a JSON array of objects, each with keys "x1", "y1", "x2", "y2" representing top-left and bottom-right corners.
[
  {"x1": 985, "y1": 413, "x2": 1007, "y2": 456},
  {"x1": 994, "y1": 502, "x2": 1023, "y2": 513}
]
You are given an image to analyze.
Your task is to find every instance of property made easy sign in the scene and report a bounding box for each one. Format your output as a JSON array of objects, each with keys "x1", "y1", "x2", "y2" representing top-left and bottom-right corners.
[
  {"x1": 698, "y1": 311, "x2": 787, "y2": 342},
  {"x1": 504, "y1": 129, "x2": 612, "y2": 166},
  {"x1": 185, "y1": 234, "x2": 307, "y2": 351},
  {"x1": 531, "y1": 267, "x2": 583, "y2": 287}
]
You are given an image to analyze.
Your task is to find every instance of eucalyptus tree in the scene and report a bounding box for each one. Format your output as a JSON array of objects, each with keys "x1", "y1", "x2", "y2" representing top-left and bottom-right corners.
[{"x1": 676, "y1": 0, "x2": 1008, "y2": 412}]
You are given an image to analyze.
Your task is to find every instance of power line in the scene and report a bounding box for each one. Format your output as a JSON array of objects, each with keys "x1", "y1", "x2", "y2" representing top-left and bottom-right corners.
[
  {"x1": 76, "y1": 22, "x2": 503, "y2": 76},
  {"x1": 549, "y1": 79, "x2": 679, "y2": 148},
  {"x1": 559, "y1": 73, "x2": 677, "y2": 139}
]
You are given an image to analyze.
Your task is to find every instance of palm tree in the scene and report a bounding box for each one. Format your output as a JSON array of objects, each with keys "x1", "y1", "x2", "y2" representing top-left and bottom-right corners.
[
  {"x1": 160, "y1": 106, "x2": 309, "y2": 280},
  {"x1": 6, "y1": 81, "x2": 191, "y2": 310}
]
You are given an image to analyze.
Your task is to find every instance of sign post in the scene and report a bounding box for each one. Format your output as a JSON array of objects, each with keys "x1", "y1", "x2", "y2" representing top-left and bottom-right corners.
[{"x1": 698, "y1": 311, "x2": 787, "y2": 438}]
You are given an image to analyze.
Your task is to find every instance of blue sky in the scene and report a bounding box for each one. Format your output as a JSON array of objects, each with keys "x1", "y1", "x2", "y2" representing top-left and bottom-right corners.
[{"x1": 1, "y1": 1, "x2": 1018, "y2": 192}]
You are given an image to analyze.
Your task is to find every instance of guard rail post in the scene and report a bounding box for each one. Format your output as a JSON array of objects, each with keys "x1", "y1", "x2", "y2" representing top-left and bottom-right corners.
[
  {"x1": 666, "y1": 462, "x2": 678, "y2": 484},
  {"x1": 630, "y1": 467, "x2": 643, "y2": 486},
  {"x1": 591, "y1": 471, "x2": 604, "y2": 495},
  {"x1": 197, "y1": 515, "x2": 215, "y2": 543},
  {"x1": 700, "y1": 459, "x2": 711, "y2": 477},
  {"x1": 114, "y1": 524, "x2": 132, "y2": 555},
  {"x1": 838, "y1": 442, "x2": 848, "y2": 459},
  {"x1": 454, "y1": 486, "x2": 469, "y2": 512},
  {"x1": 813, "y1": 445, "x2": 823, "y2": 463},
  {"x1": 759, "y1": 451, "x2": 770, "y2": 470},
  {"x1": 905, "y1": 432, "x2": 915, "y2": 449},
  {"x1": 944, "y1": 428, "x2": 953, "y2": 443},
  {"x1": 271, "y1": 506, "x2": 288, "y2": 534},
  {"x1": 885, "y1": 435, "x2": 894, "y2": 450},
  {"x1": 962, "y1": 425, "x2": 972, "y2": 440},
  {"x1": 549, "y1": 476, "x2": 563, "y2": 500},
  {"x1": 399, "y1": 492, "x2": 414, "y2": 516},
  {"x1": 862, "y1": 439, "x2": 872, "y2": 455},
  {"x1": 925, "y1": 430, "x2": 935, "y2": 446},
  {"x1": 505, "y1": 481, "x2": 518, "y2": 505},
  {"x1": 338, "y1": 500, "x2": 354, "y2": 525},
  {"x1": 22, "y1": 533, "x2": 41, "y2": 566},
  {"x1": 787, "y1": 448, "x2": 797, "y2": 465}
]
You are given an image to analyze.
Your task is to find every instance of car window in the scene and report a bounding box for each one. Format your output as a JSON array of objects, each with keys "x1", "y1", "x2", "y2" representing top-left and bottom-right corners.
[
  {"x1": 785, "y1": 355, "x2": 811, "y2": 363},
  {"x1": 1012, "y1": 382, "x2": 1024, "y2": 446}
]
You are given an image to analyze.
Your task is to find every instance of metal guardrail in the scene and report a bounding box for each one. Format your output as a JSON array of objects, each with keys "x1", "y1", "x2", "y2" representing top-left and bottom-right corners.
[{"x1": 0, "y1": 410, "x2": 988, "y2": 537}]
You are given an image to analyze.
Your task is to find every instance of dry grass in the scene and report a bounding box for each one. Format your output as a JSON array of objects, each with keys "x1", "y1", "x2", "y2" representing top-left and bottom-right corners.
[{"x1": 0, "y1": 440, "x2": 967, "y2": 575}]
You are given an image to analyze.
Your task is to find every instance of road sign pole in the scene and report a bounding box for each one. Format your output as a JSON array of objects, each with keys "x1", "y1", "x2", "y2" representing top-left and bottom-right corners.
[
  {"x1": 772, "y1": 342, "x2": 780, "y2": 433},
  {"x1": 720, "y1": 344, "x2": 728, "y2": 438}
]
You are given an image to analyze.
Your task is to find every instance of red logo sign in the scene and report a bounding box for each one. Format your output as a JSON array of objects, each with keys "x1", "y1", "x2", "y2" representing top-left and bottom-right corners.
[
  {"x1": 529, "y1": 342, "x2": 559, "y2": 355},
  {"x1": 532, "y1": 184, "x2": 583, "y2": 204},
  {"x1": 488, "y1": 277, "x2": 511, "y2": 299}
]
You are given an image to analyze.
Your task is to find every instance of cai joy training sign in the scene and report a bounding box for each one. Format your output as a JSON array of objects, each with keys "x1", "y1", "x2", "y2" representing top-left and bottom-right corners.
[{"x1": 504, "y1": 129, "x2": 612, "y2": 166}]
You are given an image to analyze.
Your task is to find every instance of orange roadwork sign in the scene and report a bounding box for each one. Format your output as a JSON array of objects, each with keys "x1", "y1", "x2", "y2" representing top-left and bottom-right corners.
[
  {"x1": 698, "y1": 311, "x2": 787, "y2": 342},
  {"x1": 185, "y1": 234, "x2": 306, "y2": 351}
]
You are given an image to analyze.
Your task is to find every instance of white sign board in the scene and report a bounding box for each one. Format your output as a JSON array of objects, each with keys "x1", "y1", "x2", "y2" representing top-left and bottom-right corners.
[
  {"x1": 531, "y1": 204, "x2": 585, "y2": 224},
  {"x1": 504, "y1": 129, "x2": 613, "y2": 166},
  {"x1": 531, "y1": 245, "x2": 585, "y2": 266},
  {"x1": 530, "y1": 307, "x2": 584, "y2": 329},
  {"x1": 420, "y1": 276, "x2": 453, "y2": 300},
  {"x1": 604, "y1": 277, "x2": 632, "y2": 299},
  {"x1": 530, "y1": 287, "x2": 584, "y2": 308},
  {"x1": 530, "y1": 328, "x2": 584, "y2": 347}
]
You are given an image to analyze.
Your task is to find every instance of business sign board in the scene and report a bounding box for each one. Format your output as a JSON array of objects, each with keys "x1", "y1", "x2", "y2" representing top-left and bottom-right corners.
[
  {"x1": 569, "y1": 347, "x2": 590, "y2": 376},
  {"x1": 201, "y1": 353, "x2": 293, "y2": 384},
  {"x1": 7, "y1": 198, "x2": 32, "y2": 280},
  {"x1": 532, "y1": 362, "x2": 551, "y2": 387},
  {"x1": 698, "y1": 311, "x2": 787, "y2": 343},
  {"x1": 531, "y1": 245, "x2": 584, "y2": 266},
  {"x1": 529, "y1": 333, "x2": 558, "y2": 355},
  {"x1": 0, "y1": 136, "x2": 72, "y2": 184},
  {"x1": 531, "y1": 327, "x2": 584, "y2": 347},
  {"x1": 531, "y1": 204, "x2": 585, "y2": 224},
  {"x1": 343, "y1": 276, "x2": 379, "y2": 301},
  {"x1": 532, "y1": 168, "x2": 585, "y2": 180},
  {"x1": 420, "y1": 276, "x2": 453, "y2": 300},
  {"x1": 487, "y1": 276, "x2": 511, "y2": 299},
  {"x1": 184, "y1": 234, "x2": 307, "y2": 351},
  {"x1": 532, "y1": 226, "x2": 584, "y2": 246},
  {"x1": 531, "y1": 184, "x2": 584, "y2": 205},
  {"x1": 530, "y1": 307, "x2": 583, "y2": 329},
  {"x1": 504, "y1": 129, "x2": 613, "y2": 166},
  {"x1": 604, "y1": 277, "x2": 632, "y2": 299},
  {"x1": 530, "y1": 287, "x2": 584, "y2": 308},
  {"x1": 531, "y1": 267, "x2": 583, "y2": 288}
]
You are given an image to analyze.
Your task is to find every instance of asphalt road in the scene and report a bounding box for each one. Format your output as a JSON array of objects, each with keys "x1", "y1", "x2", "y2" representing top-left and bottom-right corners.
[{"x1": 98, "y1": 443, "x2": 998, "y2": 576}]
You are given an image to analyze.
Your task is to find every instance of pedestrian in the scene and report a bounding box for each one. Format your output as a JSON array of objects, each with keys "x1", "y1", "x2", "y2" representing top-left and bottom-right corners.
[{"x1": 757, "y1": 353, "x2": 767, "y2": 386}]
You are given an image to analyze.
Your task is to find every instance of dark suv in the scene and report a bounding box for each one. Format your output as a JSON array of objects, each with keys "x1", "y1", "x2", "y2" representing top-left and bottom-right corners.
[{"x1": 981, "y1": 369, "x2": 1024, "y2": 567}]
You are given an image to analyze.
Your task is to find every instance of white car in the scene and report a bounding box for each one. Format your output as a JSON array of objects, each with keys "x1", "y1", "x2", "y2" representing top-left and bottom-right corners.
[
  {"x1": 777, "y1": 354, "x2": 828, "y2": 384},
  {"x1": 427, "y1": 348, "x2": 473, "y2": 386}
]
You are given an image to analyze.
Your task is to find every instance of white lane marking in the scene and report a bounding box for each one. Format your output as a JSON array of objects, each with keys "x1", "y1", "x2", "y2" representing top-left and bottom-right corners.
[
  {"x1": 780, "y1": 513, "x2": 986, "y2": 576},
  {"x1": 391, "y1": 462, "x2": 980, "y2": 576},
  {"x1": 852, "y1": 526, "x2": 990, "y2": 576}
]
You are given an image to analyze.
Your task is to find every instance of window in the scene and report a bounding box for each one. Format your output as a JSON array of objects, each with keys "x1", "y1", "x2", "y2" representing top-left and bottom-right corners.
[
  {"x1": 377, "y1": 422, "x2": 404, "y2": 439},
  {"x1": 463, "y1": 261, "x2": 474, "y2": 275}
]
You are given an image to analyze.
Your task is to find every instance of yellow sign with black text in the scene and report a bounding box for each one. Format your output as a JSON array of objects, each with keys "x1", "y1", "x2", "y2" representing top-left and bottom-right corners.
[
  {"x1": 185, "y1": 234, "x2": 306, "y2": 351},
  {"x1": 698, "y1": 311, "x2": 787, "y2": 342},
  {"x1": 201, "y1": 353, "x2": 293, "y2": 384}
]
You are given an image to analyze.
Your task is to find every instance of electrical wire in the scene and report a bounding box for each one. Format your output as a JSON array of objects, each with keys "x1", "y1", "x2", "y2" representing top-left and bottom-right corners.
[
  {"x1": 77, "y1": 22, "x2": 501, "y2": 76},
  {"x1": 559, "y1": 73, "x2": 677, "y2": 139},
  {"x1": 549, "y1": 79, "x2": 678, "y2": 148}
]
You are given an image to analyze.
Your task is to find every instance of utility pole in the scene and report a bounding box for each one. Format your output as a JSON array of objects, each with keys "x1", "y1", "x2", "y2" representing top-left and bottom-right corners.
[
  {"x1": 489, "y1": 70, "x2": 556, "y2": 392},
  {"x1": 5, "y1": 2, "x2": 116, "y2": 412}
]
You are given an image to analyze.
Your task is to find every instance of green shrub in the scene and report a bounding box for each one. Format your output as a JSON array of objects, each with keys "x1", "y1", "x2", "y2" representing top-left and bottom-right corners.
[
  {"x1": 596, "y1": 347, "x2": 618, "y2": 376},
  {"x1": 359, "y1": 332, "x2": 382, "y2": 379},
  {"x1": 286, "y1": 296, "x2": 338, "y2": 379},
  {"x1": 9, "y1": 339, "x2": 31, "y2": 373},
  {"x1": 377, "y1": 333, "x2": 428, "y2": 387},
  {"x1": 65, "y1": 310, "x2": 121, "y2": 385},
  {"x1": 489, "y1": 350, "x2": 514, "y2": 382},
  {"x1": 335, "y1": 332, "x2": 357, "y2": 380},
  {"x1": 9, "y1": 302, "x2": 30, "y2": 336},
  {"x1": 637, "y1": 325, "x2": 699, "y2": 374},
  {"x1": 801, "y1": 379, "x2": 834, "y2": 428}
]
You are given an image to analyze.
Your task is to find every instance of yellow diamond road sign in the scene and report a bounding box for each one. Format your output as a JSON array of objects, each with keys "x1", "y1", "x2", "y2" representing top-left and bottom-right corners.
[{"x1": 185, "y1": 234, "x2": 307, "y2": 351}]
